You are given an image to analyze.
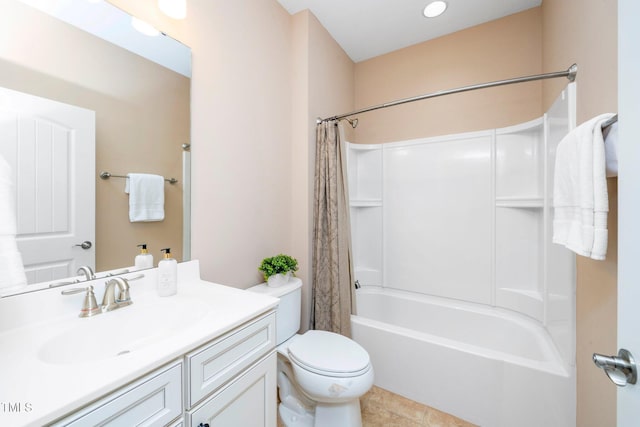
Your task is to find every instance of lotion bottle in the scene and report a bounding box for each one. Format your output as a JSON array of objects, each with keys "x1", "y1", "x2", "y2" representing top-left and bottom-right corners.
[
  {"x1": 157, "y1": 248, "x2": 177, "y2": 297},
  {"x1": 134, "y1": 244, "x2": 154, "y2": 270}
]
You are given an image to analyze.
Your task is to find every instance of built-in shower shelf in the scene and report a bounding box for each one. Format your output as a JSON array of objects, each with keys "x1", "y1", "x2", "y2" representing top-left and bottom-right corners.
[
  {"x1": 350, "y1": 199, "x2": 382, "y2": 207},
  {"x1": 495, "y1": 197, "x2": 544, "y2": 208}
]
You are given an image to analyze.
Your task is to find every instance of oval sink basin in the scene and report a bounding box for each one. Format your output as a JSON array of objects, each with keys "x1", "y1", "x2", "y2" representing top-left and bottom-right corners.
[{"x1": 38, "y1": 298, "x2": 208, "y2": 365}]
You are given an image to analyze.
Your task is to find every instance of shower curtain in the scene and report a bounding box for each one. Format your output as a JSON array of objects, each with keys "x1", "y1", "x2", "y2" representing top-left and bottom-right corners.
[{"x1": 311, "y1": 120, "x2": 355, "y2": 337}]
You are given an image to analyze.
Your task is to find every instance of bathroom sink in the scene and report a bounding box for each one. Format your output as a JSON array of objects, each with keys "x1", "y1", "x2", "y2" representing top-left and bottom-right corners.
[{"x1": 37, "y1": 298, "x2": 209, "y2": 365}]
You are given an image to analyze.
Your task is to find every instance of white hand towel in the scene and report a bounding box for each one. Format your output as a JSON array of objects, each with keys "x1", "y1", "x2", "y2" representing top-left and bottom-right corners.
[
  {"x1": 125, "y1": 173, "x2": 165, "y2": 222},
  {"x1": 604, "y1": 121, "x2": 618, "y2": 177},
  {"x1": 553, "y1": 113, "x2": 614, "y2": 260}
]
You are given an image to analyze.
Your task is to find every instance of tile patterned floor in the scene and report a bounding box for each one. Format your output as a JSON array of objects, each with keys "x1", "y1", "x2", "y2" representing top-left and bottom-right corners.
[
  {"x1": 360, "y1": 386, "x2": 476, "y2": 427},
  {"x1": 277, "y1": 385, "x2": 477, "y2": 427}
]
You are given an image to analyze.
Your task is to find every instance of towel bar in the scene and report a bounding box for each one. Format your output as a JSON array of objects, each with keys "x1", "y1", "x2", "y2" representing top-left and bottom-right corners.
[{"x1": 100, "y1": 171, "x2": 178, "y2": 184}]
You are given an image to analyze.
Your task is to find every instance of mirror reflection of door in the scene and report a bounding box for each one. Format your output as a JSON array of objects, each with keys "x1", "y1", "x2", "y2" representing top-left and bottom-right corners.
[{"x1": 0, "y1": 86, "x2": 95, "y2": 284}]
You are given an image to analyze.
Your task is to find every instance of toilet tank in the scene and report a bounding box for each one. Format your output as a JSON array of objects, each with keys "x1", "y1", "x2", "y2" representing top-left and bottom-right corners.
[{"x1": 247, "y1": 277, "x2": 302, "y2": 345}]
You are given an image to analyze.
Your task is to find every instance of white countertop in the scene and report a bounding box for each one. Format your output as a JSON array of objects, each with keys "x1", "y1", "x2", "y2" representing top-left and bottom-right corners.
[{"x1": 0, "y1": 260, "x2": 278, "y2": 427}]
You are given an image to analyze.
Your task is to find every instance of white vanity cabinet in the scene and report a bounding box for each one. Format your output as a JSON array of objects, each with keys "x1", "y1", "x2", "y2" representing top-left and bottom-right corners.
[
  {"x1": 185, "y1": 312, "x2": 277, "y2": 427},
  {"x1": 52, "y1": 312, "x2": 277, "y2": 427},
  {"x1": 52, "y1": 361, "x2": 183, "y2": 426},
  {"x1": 186, "y1": 352, "x2": 277, "y2": 427}
]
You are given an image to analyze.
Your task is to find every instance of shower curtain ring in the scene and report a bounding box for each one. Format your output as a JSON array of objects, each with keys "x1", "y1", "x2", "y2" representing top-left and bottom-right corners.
[{"x1": 345, "y1": 117, "x2": 359, "y2": 128}]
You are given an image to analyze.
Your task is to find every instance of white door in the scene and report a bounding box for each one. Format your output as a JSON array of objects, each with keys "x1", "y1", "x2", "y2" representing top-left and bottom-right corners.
[
  {"x1": 0, "y1": 87, "x2": 95, "y2": 285},
  {"x1": 617, "y1": 0, "x2": 640, "y2": 424}
]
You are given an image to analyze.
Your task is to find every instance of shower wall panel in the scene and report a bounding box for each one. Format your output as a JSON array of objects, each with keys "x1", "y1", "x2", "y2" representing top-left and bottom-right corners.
[{"x1": 383, "y1": 136, "x2": 493, "y2": 304}]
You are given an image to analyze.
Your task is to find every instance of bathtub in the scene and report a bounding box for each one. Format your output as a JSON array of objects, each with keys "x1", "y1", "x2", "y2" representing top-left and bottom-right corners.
[{"x1": 351, "y1": 287, "x2": 575, "y2": 427}]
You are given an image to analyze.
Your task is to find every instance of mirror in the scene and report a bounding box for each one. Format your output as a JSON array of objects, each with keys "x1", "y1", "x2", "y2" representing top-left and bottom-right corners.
[{"x1": 0, "y1": 0, "x2": 191, "y2": 295}]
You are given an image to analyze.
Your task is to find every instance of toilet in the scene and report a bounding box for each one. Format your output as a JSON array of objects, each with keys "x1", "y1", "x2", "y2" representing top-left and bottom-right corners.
[{"x1": 248, "y1": 278, "x2": 374, "y2": 427}]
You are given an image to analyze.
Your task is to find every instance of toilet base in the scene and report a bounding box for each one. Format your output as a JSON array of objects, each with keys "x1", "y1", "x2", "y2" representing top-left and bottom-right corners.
[
  {"x1": 277, "y1": 357, "x2": 365, "y2": 427},
  {"x1": 279, "y1": 400, "x2": 363, "y2": 427},
  {"x1": 314, "y1": 400, "x2": 363, "y2": 427},
  {"x1": 279, "y1": 404, "x2": 314, "y2": 427}
]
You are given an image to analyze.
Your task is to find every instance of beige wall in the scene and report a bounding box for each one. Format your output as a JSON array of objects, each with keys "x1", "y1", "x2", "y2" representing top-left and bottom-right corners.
[
  {"x1": 542, "y1": 0, "x2": 618, "y2": 426},
  {"x1": 0, "y1": 0, "x2": 188, "y2": 272},
  {"x1": 109, "y1": 1, "x2": 353, "y2": 298},
  {"x1": 110, "y1": 0, "x2": 297, "y2": 287},
  {"x1": 354, "y1": 8, "x2": 543, "y2": 144}
]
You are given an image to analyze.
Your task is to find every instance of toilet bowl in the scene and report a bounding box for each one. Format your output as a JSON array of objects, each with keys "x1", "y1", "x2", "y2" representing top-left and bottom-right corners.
[{"x1": 247, "y1": 278, "x2": 374, "y2": 427}]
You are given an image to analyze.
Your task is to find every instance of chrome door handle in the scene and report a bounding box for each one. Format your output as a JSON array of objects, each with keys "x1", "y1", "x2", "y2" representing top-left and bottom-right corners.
[
  {"x1": 593, "y1": 348, "x2": 637, "y2": 386},
  {"x1": 74, "y1": 241, "x2": 92, "y2": 250}
]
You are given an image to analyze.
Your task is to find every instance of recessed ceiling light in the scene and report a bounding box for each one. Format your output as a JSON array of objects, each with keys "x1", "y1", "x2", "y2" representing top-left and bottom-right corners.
[{"x1": 423, "y1": 1, "x2": 447, "y2": 18}]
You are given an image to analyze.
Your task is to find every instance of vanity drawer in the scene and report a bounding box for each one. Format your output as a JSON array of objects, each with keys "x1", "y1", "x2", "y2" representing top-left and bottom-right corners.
[
  {"x1": 53, "y1": 360, "x2": 182, "y2": 426},
  {"x1": 186, "y1": 351, "x2": 277, "y2": 427},
  {"x1": 186, "y1": 312, "x2": 276, "y2": 407}
]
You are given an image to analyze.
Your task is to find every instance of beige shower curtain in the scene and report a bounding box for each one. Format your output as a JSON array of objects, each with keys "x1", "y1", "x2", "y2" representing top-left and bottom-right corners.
[{"x1": 312, "y1": 120, "x2": 355, "y2": 337}]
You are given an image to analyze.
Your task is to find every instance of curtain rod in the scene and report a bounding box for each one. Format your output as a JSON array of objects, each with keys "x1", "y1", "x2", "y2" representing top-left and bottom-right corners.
[{"x1": 317, "y1": 63, "x2": 578, "y2": 125}]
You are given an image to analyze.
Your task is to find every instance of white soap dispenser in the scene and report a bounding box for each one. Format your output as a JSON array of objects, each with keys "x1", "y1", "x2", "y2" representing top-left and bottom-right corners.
[
  {"x1": 134, "y1": 244, "x2": 154, "y2": 270},
  {"x1": 157, "y1": 247, "x2": 177, "y2": 297}
]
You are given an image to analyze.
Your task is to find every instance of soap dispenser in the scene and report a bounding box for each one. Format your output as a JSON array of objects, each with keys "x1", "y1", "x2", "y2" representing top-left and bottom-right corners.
[
  {"x1": 134, "y1": 244, "x2": 154, "y2": 270},
  {"x1": 157, "y1": 248, "x2": 177, "y2": 297}
]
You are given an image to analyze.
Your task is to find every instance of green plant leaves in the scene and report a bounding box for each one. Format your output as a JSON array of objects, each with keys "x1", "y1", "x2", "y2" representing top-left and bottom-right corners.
[{"x1": 258, "y1": 254, "x2": 299, "y2": 282}]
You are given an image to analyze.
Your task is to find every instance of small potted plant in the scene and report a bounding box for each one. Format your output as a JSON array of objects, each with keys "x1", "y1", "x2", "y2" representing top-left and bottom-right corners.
[{"x1": 259, "y1": 254, "x2": 298, "y2": 287}]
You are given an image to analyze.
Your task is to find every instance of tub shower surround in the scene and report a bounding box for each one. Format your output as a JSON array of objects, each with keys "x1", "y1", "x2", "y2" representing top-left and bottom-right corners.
[{"x1": 347, "y1": 85, "x2": 576, "y2": 427}]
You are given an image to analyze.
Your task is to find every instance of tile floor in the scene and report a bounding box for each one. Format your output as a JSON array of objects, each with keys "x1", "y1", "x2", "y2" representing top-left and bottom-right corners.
[
  {"x1": 360, "y1": 386, "x2": 476, "y2": 427},
  {"x1": 277, "y1": 385, "x2": 476, "y2": 427}
]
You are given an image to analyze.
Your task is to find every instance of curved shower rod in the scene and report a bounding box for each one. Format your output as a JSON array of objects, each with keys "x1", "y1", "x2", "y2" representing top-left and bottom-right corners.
[{"x1": 317, "y1": 63, "x2": 578, "y2": 125}]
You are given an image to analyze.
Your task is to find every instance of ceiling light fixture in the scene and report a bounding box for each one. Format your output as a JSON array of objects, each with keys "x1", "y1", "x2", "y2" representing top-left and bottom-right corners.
[
  {"x1": 423, "y1": 1, "x2": 447, "y2": 18},
  {"x1": 158, "y1": 0, "x2": 187, "y2": 19}
]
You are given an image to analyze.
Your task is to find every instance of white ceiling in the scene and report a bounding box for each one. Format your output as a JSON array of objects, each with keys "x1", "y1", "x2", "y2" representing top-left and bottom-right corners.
[{"x1": 276, "y1": 0, "x2": 542, "y2": 62}]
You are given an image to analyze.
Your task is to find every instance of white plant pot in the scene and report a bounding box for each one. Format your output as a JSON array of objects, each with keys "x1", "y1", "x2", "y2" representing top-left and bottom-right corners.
[{"x1": 267, "y1": 271, "x2": 292, "y2": 287}]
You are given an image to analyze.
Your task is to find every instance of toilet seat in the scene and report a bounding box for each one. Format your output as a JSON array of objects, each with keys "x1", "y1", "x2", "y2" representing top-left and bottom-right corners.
[{"x1": 287, "y1": 330, "x2": 371, "y2": 378}]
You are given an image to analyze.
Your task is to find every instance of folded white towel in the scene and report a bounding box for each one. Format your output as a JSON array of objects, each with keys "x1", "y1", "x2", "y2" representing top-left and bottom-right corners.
[
  {"x1": 553, "y1": 113, "x2": 614, "y2": 260},
  {"x1": 604, "y1": 121, "x2": 618, "y2": 177},
  {"x1": 125, "y1": 173, "x2": 165, "y2": 222}
]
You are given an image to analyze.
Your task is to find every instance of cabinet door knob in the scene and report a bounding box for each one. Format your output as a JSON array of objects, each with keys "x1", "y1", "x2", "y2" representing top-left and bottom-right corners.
[{"x1": 198, "y1": 423, "x2": 210, "y2": 427}]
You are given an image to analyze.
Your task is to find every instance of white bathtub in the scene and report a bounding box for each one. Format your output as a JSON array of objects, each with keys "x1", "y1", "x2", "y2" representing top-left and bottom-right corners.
[{"x1": 351, "y1": 287, "x2": 575, "y2": 427}]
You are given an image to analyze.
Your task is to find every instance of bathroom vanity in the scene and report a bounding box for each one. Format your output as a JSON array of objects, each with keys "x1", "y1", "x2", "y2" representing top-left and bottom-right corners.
[{"x1": 0, "y1": 261, "x2": 278, "y2": 427}]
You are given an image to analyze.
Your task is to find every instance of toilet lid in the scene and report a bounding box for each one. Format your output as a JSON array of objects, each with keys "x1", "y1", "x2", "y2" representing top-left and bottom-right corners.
[{"x1": 287, "y1": 330, "x2": 370, "y2": 377}]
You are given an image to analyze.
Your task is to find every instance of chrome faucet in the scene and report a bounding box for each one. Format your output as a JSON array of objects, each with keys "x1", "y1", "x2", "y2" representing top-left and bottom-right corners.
[
  {"x1": 101, "y1": 277, "x2": 132, "y2": 312},
  {"x1": 77, "y1": 266, "x2": 95, "y2": 281}
]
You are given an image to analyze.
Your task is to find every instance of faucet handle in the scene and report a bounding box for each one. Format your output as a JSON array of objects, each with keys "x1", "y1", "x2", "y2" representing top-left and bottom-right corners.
[{"x1": 62, "y1": 286, "x2": 101, "y2": 318}]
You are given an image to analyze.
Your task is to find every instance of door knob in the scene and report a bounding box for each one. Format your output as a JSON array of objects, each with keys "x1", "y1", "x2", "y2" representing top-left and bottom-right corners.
[
  {"x1": 74, "y1": 241, "x2": 92, "y2": 250},
  {"x1": 593, "y1": 348, "x2": 637, "y2": 387}
]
